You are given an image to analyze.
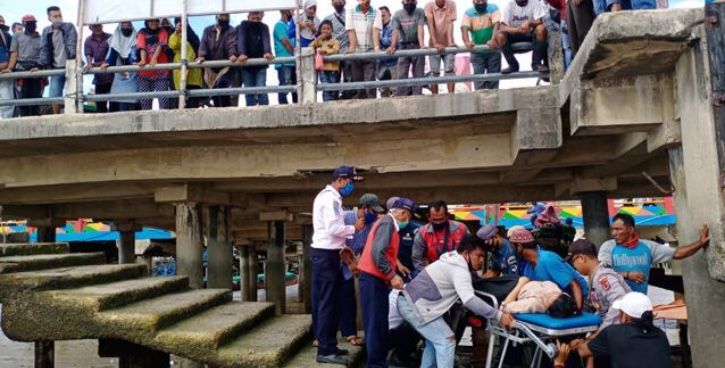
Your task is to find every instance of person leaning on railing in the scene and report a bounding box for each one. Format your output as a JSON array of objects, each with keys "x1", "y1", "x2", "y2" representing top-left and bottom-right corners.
[
  {"x1": 385, "y1": 0, "x2": 426, "y2": 97},
  {"x1": 346, "y1": 0, "x2": 382, "y2": 99},
  {"x1": 168, "y1": 18, "x2": 203, "y2": 109},
  {"x1": 39, "y1": 6, "x2": 77, "y2": 115},
  {"x1": 236, "y1": 12, "x2": 274, "y2": 107},
  {"x1": 197, "y1": 13, "x2": 238, "y2": 108},
  {"x1": 135, "y1": 19, "x2": 173, "y2": 110},
  {"x1": 273, "y1": 10, "x2": 298, "y2": 105},
  {"x1": 83, "y1": 23, "x2": 112, "y2": 113},
  {"x1": 100, "y1": 22, "x2": 140, "y2": 112},
  {"x1": 0, "y1": 15, "x2": 14, "y2": 119},
  {"x1": 496, "y1": 0, "x2": 549, "y2": 74},
  {"x1": 311, "y1": 20, "x2": 341, "y2": 102},
  {"x1": 2, "y1": 15, "x2": 44, "y2": 117},
  {"x1": 462, "y1": 0, "x2": 503, "y2": 90}
]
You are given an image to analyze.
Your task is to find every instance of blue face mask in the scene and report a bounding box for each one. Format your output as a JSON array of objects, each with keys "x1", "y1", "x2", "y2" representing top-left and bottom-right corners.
[
  {"x1": 364, "y1": 210, "x2": 378, "y2": 225},
  {"x1": 340, "y1": 182, "x2": 355, "y2": 197}
]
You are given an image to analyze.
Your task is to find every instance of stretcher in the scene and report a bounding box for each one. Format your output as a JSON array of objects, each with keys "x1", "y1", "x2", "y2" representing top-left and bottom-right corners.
[{"x1": 476, "y1": 291, "x2": 602, "y2": 368}]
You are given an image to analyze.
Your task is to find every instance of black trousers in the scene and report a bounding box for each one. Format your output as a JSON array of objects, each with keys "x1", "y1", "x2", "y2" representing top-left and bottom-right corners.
[
  {"x1": 312, "y1": 248, "x2": 343, "y2": 356},
  {"x1": 566, "y1": 0, "x2": 596, "y2": 56},
  {"x1": 94, "y1": 82, "x2": 113, "y2": 113},
  {"x1": 18, "y1": 78, "x2": 43, "y2": 116}
]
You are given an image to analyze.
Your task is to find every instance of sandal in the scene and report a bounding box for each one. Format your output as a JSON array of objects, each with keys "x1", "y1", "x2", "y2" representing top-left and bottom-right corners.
[
  {"x1": 345, "y1": 335, "x2": 364, "y2": 346},
  {"x1": 312, "y1": 339, "x2": 319, "y2": 347}
]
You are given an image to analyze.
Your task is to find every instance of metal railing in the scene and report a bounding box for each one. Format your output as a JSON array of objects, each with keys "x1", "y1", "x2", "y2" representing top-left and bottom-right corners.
[{"x1": 0, "y1": 40, "x2": 549, "y2": 111}]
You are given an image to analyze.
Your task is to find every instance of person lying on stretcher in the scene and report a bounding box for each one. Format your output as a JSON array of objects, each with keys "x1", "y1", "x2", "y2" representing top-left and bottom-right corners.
[{"x1": 501, "y1": 277, "x2": 580, "y2": 318}]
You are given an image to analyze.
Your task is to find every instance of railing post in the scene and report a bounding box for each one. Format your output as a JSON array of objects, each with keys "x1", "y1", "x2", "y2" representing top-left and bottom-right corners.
[
  {"x1": 64, "y1": 60, "x2": 79, "y2": 115},
  {"x1": 178, "y1": 0, "x2": 189, "y2": 109},
  {"x1": 300, "y1": 47, "x2": 317, "y2": 104}
]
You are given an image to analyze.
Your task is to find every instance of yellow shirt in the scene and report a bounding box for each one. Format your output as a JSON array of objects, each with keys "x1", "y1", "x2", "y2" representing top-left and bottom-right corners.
[
  {"x1": 168, "y1": 32, "x2": 203, "y2": 88},
  {"x1": 310, "y1": 37, "x2": 341, "y2": 72}
]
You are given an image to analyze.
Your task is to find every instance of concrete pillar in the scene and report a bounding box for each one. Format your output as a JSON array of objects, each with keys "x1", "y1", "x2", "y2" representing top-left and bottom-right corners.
[
  {"x1": 300, "y1": 47, "x2": 317, "y2": 104},
  {"x1": 36, "y1": 227, "x2": 56, "y2": 243},
  {"x1": 249, "y1": 244, "x2": 259, "y2": 302},
  {"x1": 206, "y1": 206, "x2": 233, "y2": 290},
  {"x1": 266, "y1": 221, "x2": 286, "y2": 314},
  {"x1": 118, "y1": 230, "x2": 135, "y2": 264},
  {"x1": 239, "y1": 245, "x2": 252, "y2": 301},
  {"x1": 299, "y1": 224, "x2": 313, "y2": 313},
  {"x1": 175, "y1": 202, "x2": 203, "y2": 289},
  {"x1": 547, "y1": 30, "x2": 565, "y2": 84},
  {"x1": 34, "y1": 340, "x2": 53, "y2": 368},
  {"x1": 100, "y1": 338, "x2": 170, "y2": 368},
  {"x1": 579, "y1": 191, "x2": 611, "y2": 248}
]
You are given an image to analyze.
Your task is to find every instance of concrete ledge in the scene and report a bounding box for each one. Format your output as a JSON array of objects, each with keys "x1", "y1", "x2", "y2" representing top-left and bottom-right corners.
[
  {"x1": 0, "y1": 252, "x2": 106, "y2": 273},
  {"x1": 0, "y1": 243, "x2": 69, "y2": 257}
]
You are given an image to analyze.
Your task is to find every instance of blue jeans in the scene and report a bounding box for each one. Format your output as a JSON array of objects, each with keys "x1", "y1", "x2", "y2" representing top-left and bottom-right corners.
[
  {"x1": 49, "y1": 74, "x2": 66, "y2": 98},
  {"x1": 397, "y1": 295, "x2": 456, "y2": 368},
  {"x1": 470, "y1": 52, "x2": 501, "y2": 90},
  {"x1": 319, "y1": 71, "x2": 341, "y2": 102},
  {"x1": 276, "y1": 66, "x2": 298, "y2": 104},
  {"x1": 561, "y1": 21, "x2": 573, "y2": 70},
  {"x1": 359, "y1": 272, "x2": 390, "y2": 368},
  {"x1": 241, "y1": 68, "x2": 268, "y2": 106}
]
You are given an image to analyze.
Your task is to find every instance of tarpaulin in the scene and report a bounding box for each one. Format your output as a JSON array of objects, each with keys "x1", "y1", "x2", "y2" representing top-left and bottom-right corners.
[{"x1": 83, "y1": 0, "x2": 299, "y2": 24}]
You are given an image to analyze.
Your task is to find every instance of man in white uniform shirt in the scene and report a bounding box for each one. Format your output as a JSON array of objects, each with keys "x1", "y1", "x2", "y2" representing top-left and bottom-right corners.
[{"x1": 312, "y1": 165, "x2": 364, "y2": 366}]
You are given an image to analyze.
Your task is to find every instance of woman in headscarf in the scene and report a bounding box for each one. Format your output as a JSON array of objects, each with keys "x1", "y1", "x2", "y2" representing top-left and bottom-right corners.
[
  {"x1": 101, "y1": 21, "x2": 139, "y2": 111},
  {"x1": 169, "y1": 18, "x2": 203, "y2": 108},
  {"x1": 135, "y1": 18, "x2": 172, "y2": 110}
]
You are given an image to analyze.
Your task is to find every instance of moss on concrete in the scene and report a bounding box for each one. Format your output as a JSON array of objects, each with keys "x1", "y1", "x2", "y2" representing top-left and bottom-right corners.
[
  {"x1": 154, "y1": 302, "x2": 275, "y2": 359},
  {"x1": 214, "y1": 314, "x2": 312, "y2": 368},
  {"x1": 0, "y1": 252, "x2": 105, "y2": 272},
  {"x1": 282, "y1": 335, "x2": 366, "y2": 368},
  {"x1": 0, "y1": 243, "x2": 69, "y2": 257}
]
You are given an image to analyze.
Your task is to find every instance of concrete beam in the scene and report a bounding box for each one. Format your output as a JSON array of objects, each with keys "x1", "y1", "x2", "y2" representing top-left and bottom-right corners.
[
  {"x1": 154, "y1": 184, "x2": 230, "y2": 205},
  {"x1": 0, "y1": 182, "x2": 156, "y2": 205},
  {"x1": 259, "y1": 210, "x2": 294, "y2": 222},
  {"x1": 511, "y1": 107, "x2": 562, "y2": 166}
]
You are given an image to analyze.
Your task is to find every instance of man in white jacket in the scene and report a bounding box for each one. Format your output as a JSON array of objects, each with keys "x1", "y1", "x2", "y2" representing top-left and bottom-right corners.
[{"x1": 397, "y1": 235, "x2": 515, "y2": 368}]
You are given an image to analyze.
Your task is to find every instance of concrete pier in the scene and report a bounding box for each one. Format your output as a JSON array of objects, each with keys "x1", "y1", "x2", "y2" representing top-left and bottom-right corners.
[
  {"x1": 175, "y1": 203, "x2": 203, "y2": 289},
  {"x1": 579, "y1": 191, "x2": 611, "y2": 248},
  {"x1": 299, "y1": 224, "x2": 313, "y2": 313},
  {"x1": 206, "y1": 206, "x2": 233, "y2": 290},
  {"x1": 266, "y1": 220, "x2": 286, "y2": 315},
  {"x1": 34, "y1": 340, "x2": 53, "y2": 368}
]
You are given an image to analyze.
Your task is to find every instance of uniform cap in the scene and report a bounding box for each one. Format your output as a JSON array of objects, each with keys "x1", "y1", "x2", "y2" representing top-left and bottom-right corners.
[{"x1": 476, "y1": 224, "x2": 498, "y2": 241}]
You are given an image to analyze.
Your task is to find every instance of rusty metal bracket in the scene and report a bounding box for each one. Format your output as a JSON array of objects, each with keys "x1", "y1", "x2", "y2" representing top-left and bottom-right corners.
[{"x1": 642, "y1": 171, "x2": 675, "y2": 195}]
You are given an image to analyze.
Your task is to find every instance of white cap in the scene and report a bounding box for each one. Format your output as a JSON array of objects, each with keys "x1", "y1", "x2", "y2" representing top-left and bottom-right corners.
[
  {"x1": 612, "y1": 292, "x2": 652, "y2": 319},
  {"x1": 304, "y1": 0, "x2": 317, "y2": 9},
  {"x1": 506, "y1": 225, "x2": 525, "y2": 239}
]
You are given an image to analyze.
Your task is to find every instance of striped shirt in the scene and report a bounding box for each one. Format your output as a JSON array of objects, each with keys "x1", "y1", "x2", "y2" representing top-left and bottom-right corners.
[{"x1": 345, "y1": 4, "x2": 382, "y2": 52}]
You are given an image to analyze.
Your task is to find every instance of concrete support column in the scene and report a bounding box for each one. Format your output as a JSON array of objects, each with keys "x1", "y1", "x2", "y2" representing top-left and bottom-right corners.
[
  {"x1": 266, "y1": 220, "x2": 286, "y2": 314},
  {"x1": 299, "y1": 224, "x2": 313, "y2": 313},
  {"x1": 118, "y1": 230, "x2": 136, "y2": 265},
  {"x1": 206, "y1": 206, "x2": 233, "y2": 290},
  {"x1": 579, "y1": 191, "x2": 611, "y2": 248},
  {"x1": 100, "y1": 338, "x2": 170, "y2": 368},
  {"x1": 239, "y1": 245, "x2": 252, "y2": 301},
  {"x1": 36, "y1": 227, "x2": 56, "y2": 243},
  {"x1": 34, "y1": 340, "x2": 54, "y2": 368},
  {"x1": 175, "y1": 202, "x2": 203, "y2": 289},
  {"x1": 300, "y1": 47, "x2": 317, "y2": 104},
  {"x1": 249, "y1": 244, "x2": 259, "y2": 302}
]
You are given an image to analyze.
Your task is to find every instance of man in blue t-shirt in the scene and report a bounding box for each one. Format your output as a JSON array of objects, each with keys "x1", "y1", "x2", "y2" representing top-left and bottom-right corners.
[
  {"x1": 510, "y1": 227, "x2": 587, "y2": 310},
  {"x1": 599, "y1": 213, "x2": 709, "y2": 294}
]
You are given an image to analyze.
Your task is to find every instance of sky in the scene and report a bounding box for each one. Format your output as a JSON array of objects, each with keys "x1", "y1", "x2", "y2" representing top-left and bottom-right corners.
[{"x1": 0, "y1": 0, "x2": 705, "y2": 97}]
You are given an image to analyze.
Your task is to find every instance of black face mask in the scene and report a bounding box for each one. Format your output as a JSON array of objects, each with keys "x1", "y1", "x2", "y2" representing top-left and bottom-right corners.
[
  {"x1": 404, "y1": 3, "x2": 417, "y2": 13},
  {"x1": 334, "y1": 4, "x2": 345, "y2": 13},
  {"x1": 24, "y1": 22, "x2": 36, "y2": 34},
  {"x1": 217, "y1": 19, "x2": 230, "y2": 28},
  {"x1": 515, "y1": 0, "x2": 529, "y2": 6},
  {"x1": 121, "y1": 28, "x2": 133, "y2": 37},
  {"x1": 475, "y1": 3, "x2": 488, "y2": 13},
  {"x1": 432, "y1": 220, "x2": 448, "y2": 232},
  {"x1": 0, "y1": 25, "x2": 8, "y2": 32}
]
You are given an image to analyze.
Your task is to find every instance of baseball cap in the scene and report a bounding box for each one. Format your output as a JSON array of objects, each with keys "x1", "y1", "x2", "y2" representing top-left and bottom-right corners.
[
  {"x1": 566, "y1": 239, "x2": 597, "y2": 261},
  {"x1": 612, "y1": 292, "x2": 652, "y2": 319},
  {"x1": 22, "y1": 15, "x2": 37, "y2": 22},
  {"x1": 386, "y1": 196, "x2": 400, "y2": 210},
  {"x1": 332, "y1": 165, "x2": 364, "y2": 182},
  {"x1": 392, "y1": 197, "x2": 415, "y2": 214},
  {"x1": 359, "y1": 193, "x2": 384, "y2": 213},
  {"x1": 509, "y1": 228, "x2": 534, "y2": 244},
  {"x1": 506, "y1": 225, "x2": 525, "y2": 239},
  {"x1": 476, "y1": 224, "x2": 498, "y2": 241}
]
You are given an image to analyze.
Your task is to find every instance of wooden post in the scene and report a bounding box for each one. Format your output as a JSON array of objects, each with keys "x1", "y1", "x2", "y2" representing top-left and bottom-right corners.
[
  {"x1": 248, "y1": 244, "x2": 259, "y2": 302},
  {"x1": 579, "y1": 191, "x2": 611, "y2": 249},
  {"x1": 34, "y1": 340, "x2": 54, "y2": 368},
  {"x1": 266, "y1": 221, "x2": 286, "y2": 314},
  {"x1": 118, "y1": 230, "x2": 135, "y2": 264},
  {"x1": 207, "y1": 206, "x2": 233, "y2": 290},
  {"x1": 175, "y1": 202, "x2": 203, "y2": 289}
]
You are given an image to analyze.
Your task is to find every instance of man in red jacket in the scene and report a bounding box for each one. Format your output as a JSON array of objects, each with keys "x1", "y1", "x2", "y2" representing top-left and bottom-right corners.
[
  {"x1": 412, "y1": 200, "x2": 470, "y2": 274},
  {"x1": 358, "y1": 197, "x2": 415, "y2": 368}
]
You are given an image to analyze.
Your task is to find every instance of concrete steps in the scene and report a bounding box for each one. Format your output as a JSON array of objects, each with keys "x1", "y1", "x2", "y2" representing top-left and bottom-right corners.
[
  {"x1": 215, "y1": 314, "x2": 312, "y2": 368},
  {"x1": 41, "y1": 276, "x2": 190, "y2": 311},
  {"x1": 154, "y1": 302, "x2": 276, "y2": 361},
  {"x1": 0, "y1": 252, "x2": 106, "y2": 273},
  {"x1": 0, "y1": 242, "x2": 70, "y2": 257},
  {"x1": 283, "y1": 335, "x2": 366, "y2": 368}
]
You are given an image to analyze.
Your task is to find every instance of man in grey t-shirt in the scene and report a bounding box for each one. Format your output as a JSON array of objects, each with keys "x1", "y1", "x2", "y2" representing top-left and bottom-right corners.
[
  {"x1": 39, "y1": 6, "x2": 77, "y2": 114},
  {"x1": 3, "y1": 15, "x2": 43, "y2": 117},
  {"x1": 387, "y1": 0, "x2": 426, "y2": 96}
]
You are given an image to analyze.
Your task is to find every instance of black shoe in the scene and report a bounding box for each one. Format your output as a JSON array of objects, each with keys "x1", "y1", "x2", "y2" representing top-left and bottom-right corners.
[
  {"x1": 533, "y1": 64, "x2": 550, "y2": 73},
  {"x1": 334, "y1": 348, "x2": 350, "y2": 355},
  {"x1": 388, "y1": 354, "x2": 414, "y2": 367},
  {"x1": 316, "y1": 354, "x2": 350, "y2": 366},
  {"x1": 501, "y1": 66, "x2": 518, "y2": 74}
]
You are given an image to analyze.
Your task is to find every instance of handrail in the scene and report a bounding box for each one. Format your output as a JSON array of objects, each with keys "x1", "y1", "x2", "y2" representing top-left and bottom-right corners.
[
  {"x1": 316, "y1": 71, "x2": 543, "y2": 92},
  {"x1": 323, "y1": 44, "x2": 534, "y2": 62}
]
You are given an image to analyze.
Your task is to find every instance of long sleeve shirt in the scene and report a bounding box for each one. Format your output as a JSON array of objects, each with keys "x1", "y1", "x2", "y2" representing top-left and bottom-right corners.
[
  {"x1": 311, "y1": 185, "x2": 356, "y2": 250},
  {"x1": 84, "y1": 33, "x2": 113, "y2": 85},
  {"x1": 198, "y1": 25, "x2": 237, "y2": 61},
  {"x1": 236, "y1": 21, "x2": 272, "y2": 71}
]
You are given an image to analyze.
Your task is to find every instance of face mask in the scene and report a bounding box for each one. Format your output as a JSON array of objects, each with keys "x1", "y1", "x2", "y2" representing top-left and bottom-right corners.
[
  {"x1": 431, "y1": 220, "x2": 448, "y2": 231},
  {"x1": 121, "y1": 28, "x2": 133, "y2": 37},
  {"x1": 52, "y1": 19, "x2": 63, "y2": 27},
  {"x1": 404, "y1": 3, "x2": 417, "y2": 13},
  {"x1": 24, "y1": 22, "x2": 36, "y2": 34},
  {"x1": 363, "y1": 210, "x2": 378, "y2": 225},
  {"x1": 217, "y1": 19, "x2": 230, "y2": 28},
  {"x1": 340, "y1": 182, "x2": 355, "y2": 197},
  {"x1": 334, "y1": 4, "x2": 345, "y2": 13},
  {"x1": 475, "y1": 3, "x2": 488, "y2": 13},
  {"x1": 0, "y1": 24, "x2": 8, "y2": 32},
  {"x1": 515, "y1": 0, "x2": 528, "y2": 6},
  {"x1": 399, "y1": 221, "x2": 409, "y2": 229}
]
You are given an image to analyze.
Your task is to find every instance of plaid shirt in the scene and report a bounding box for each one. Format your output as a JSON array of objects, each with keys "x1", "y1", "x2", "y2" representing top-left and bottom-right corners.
[{"x1": 345, "y1": 4, "x2": 382, "y2": 52}]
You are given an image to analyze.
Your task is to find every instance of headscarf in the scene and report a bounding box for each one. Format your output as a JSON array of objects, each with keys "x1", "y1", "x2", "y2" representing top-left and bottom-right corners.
[
  {"x1": 142, "y1": 19, "x2": 160, "y2": 35},
  {"x1": 304, "y1": 0, "x2": 317, "y2": 9},
  {"x1": 174, "y1": 17, "x2": 201, "y2": 54},
  {"x1": 111, "y1": 24, "x2": 137, "y2": 59}
]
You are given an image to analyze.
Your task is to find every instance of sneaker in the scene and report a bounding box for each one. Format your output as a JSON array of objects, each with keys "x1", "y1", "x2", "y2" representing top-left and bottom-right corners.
[
  {"x1": 533, "y1": 64, "x2": 550, "y2": 73},
  {"x1": 316, "y1": 354, "x2": 350, "y2": 366},
  {"x1": 501, "y1": 66, "x2": 519, "y2": 74},
  {"x1": 334, "y1": 348, "x2": 350, "y2": 356}
]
